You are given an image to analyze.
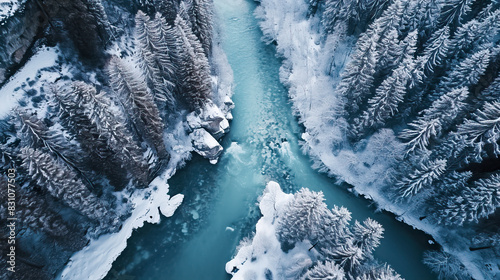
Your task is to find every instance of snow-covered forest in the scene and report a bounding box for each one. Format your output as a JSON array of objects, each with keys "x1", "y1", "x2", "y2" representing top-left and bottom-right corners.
[
  {"x1": 228, "y1": 182, "x2": 403, "y2": 280},
  {"x1": 2, "y1": 0, "x2": 500, "y2": 278},
  {"x1": 256, "y1": 0, "x2": 500, "y2": 278},
  {"x1": 0, "y1": 0, "x2": 232, "y2": 279}
]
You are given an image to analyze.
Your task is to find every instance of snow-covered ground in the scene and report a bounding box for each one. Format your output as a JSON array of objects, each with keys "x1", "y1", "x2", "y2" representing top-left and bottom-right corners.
[
  {"x1": 0, "y1": 0, "x2": 25, "y2": 22},
  {"x1": 0, "y1": 47, "x2": 59, "y2": 118},
  {"x1": 226, "y1": 182, "x2": 317, "y2": 280},
  {"x1": 255, "y1": 0, "x2": 490, "y2": 279},
  {"x1": 56, "y1": 33, "x2": 234, "y2": 279},
  {"x1": 59, "y1": 170, "x2": 184, "y2": 280}
]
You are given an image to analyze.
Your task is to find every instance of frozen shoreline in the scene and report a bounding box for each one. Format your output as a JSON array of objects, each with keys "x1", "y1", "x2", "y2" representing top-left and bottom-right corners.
[
  {"x1": 58, "y1": 170, "x2": 184, "y2": 280},
  {"x1": 56, "y1": 33, "x2": 234, "y2": 279},
  {"x1": 255, "y1": 0, "x2": 489, "y2": 279}
]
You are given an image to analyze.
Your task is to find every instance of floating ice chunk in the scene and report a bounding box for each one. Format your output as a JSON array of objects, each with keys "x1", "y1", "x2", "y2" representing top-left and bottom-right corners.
[
  {"x1": 190, "y1": 210, "x2": 200, "y2": 220},
  {"x1": 159, "y1": 194, "x2": 184, "y2": 218}
]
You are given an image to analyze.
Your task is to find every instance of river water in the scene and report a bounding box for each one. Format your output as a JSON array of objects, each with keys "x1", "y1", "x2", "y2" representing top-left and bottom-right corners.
[{"x1": 104, "y1": 0, "x2": 438, "y2": 279}]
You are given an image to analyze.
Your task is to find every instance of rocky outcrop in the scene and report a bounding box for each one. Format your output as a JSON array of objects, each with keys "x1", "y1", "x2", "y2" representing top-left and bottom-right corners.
[{"x1": 187, "y1": 100, "x2": 230, "y2": 162}]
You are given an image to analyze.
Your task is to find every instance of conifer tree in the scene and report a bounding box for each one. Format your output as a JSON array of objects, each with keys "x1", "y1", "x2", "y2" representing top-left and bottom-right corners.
[
  {"x1": 325, "y1": 241, "x2": 364, "y2": 272},
  {"x1": 450, "y1": 10, "x2": 500, "y2": 57},
  {"x1": 14, "y1": 110, "x2": 87, "y2": 182},
  {"x1": 400, "y1": 87, "x2": 468, "y2": 153},
  {"x1": 277, "y1": 188, "x2": 336, "y2": 248},
  {"x1": 62, "y1": 0, "x2": 111, "y2": 60},
  {"x1": 171, "y1": 15, "x2": 212, "y2": 110},
  {"x1": 423, "y1": 250, "x2": 470, "y2": 280},
  {"x1": 439, "y1": 174, "x2": 500, "y2": 225},
  {"x1": 135, "y1": 11, "x2": 177, "y2": 112},
  {"x1": 353, "y1": 58, "x2": 416, "y2": 135},
  {"x1": 396, "y1": 158, "x2": 447, "y2": 198},
  {"x1": 339, "y1": 32, "x2": 379, "y2": 115},
  {"x1": 301, "y1": 260, "x2": 345, "y2": 280},
  {"x1": 431, "y1": 49, "x2": 490, "y2": 100},
  {"x1": 107, "y1": 56, "x2": 167, "y2": 158},
  {"x1": 54, "y1": 82, "x2": 149, "y2": 188},
  {"x1": 421, "y1": 26, "x2": 450, "y2": 76},
  {"x1": 352, "y1": 218, "x2": 384, "y2": 256},
  {"x1": 17, "y1": 186, "x2": 71, "y2": 237},
  {"x1": 20, "y1": 147, "x2": 116, "y2": 229},
  {"x1": 322, "y1": 0, "x2": 346, "y2": 34},
  {"x1": 438, "y1": 0, "x2": 474, "y2": 28},
  {"x1": 187, "y1": 0, "x2": 213, "y2": 56},
  {"x1": 15, "y1": 110, "x2": 66, "y2": 154},
  {"x1": 457, "y1": 101, "x2": 500, "y2": 161},
  {"x1": 356, "y1": 264, "x2": 403, "y2": 280}
]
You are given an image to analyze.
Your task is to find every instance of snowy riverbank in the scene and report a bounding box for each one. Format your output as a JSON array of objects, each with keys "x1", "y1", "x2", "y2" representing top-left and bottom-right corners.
[
  {"x1": 255, "y1": 0, "x2": 492, "y2": 278},
  {"x1": 57, "y1": 37, "x2": 234, "y2": 278}
]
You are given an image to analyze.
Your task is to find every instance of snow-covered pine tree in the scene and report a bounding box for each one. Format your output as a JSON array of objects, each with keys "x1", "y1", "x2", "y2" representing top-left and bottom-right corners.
[
  {"x1": 322, "y1": 0, "x2": 346, "y2": 34},
  {"x1": 353, "y1": 57, "x2": 416, "y2": 137},
  {"x1": 186, "y1": 0, "x2": 213, "y2": 56},
  {"x1": 73, "y1": 82, "x2": 150, "y2": 186},
  {"x1": 430, "y1": 49, "x2": 490, "y2": 101},
  {"x1": 20, "y1": 147, "x2": 117, "y2": 230},
  {"x1": 352, "y1": 218, "x2": 384, "y2": 257},
  {"x1": 457, "y1": 101, "x2": 500, "y2": 161},
  {"x1": 330, "y1": 205, "x2": 352, "y2": 243},
  {"x1": 396, "y1": 158, "x2": 447, "y2": 198},
  {"x1": 301, "y1": 260, "x2": 345, "y2": 280},
  {"x1": 421, "y1": 26, "x2": 450, "y2": 77},
  {"x1": 135, "y1": 11, "x2": 177, "y2": 113},
  {"x1": 370, "y1": 0, "x2": 403, "y2": 37},
  {"x1": 324, "y1": 241, "x2": 365, "y2": 272},
  {"x1": 423, "y1": 250, "x2": 470, "y2": 280},
  {"x1": 53, "y1": 84, "x2": 120, "y2": 186},
  {"x1": 339, "y1": 31, "x2": 379, "y2": 116},
  {"x1": 54, "y1": 82, "x2": 149, "y2": 188},
  {"x1": 393, "y1": 30, "x2": 418, "y2": 69},
  {"x1": 400, "y1": 118, "x2": 442, "y2": 154},
  {"x1": 438, "y1": 0, "x2": 474, "y2": 29},
  {"x1": 400, "y1": 87, "x2": 468, "y2": 153},
  {"x1": 61, "y1": 0, "x2": 111, "y2": 60},
  {"x1": 277, "y1": 188, "x2": 336, "y2": 249},
  {"x1": 434, "y1": 171, "x2": 473, "y2": 225},
  {"x1": 479, "y1": 74, "x2": 500, "y2": 102},
  {"x1": 439, "y1": 173, "x2": 500, "y2": 225},
  {"x1": 15, "y1": 110, "x2": 66, "y2": 154},
  {"x1": 171, "y1": 15, "x2": 212, "y2": 110},
  {"x1": 107, "y1": 56, "x2": 167, "y2": 159},
  {"x1": 356, "y1": 263, "x2": 403, "y2": 280},
  {"x1": 412, "y1": 0, "x2": 443, "y2": 39},
  {"x1": 375, "y1": 29, "x2": 400, "y2": 74},
  {"x1": 13, "y1": 110, "x2": 87, "y2": 180},
  {"x1": 17, "y1": 186, "x2": 71, "y2": 237},
  {"x1": 450, "y1": 9, "x2": 500, "y2": 58}
]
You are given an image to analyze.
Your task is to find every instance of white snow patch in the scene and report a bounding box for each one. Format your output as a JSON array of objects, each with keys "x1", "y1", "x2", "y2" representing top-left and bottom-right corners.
[
  {"x1": 0, "y1": 0, "x2": 26, "y2": 22},
  {"x1": 0, "y1": 47, "x2": 58, "y2": 118},
  {"x1": 58, "y1": 170, "x2": 183, "y2": 280}
]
